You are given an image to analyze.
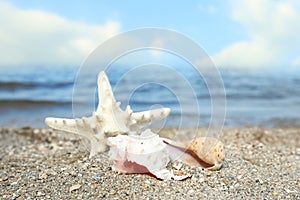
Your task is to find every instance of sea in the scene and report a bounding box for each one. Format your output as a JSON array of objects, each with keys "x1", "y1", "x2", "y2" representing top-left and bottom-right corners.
[{"x1": 0, "y1": 65, "x2": 300, "y2": 128}]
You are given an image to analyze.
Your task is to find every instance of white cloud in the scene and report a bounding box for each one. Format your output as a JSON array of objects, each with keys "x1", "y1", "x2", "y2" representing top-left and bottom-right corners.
[
  {"x1": 0, "y1": 2, "x2": 121, "y2": 67},
  {"x1": 213, "y1": 0, "x2": 300, "y2": 69}
]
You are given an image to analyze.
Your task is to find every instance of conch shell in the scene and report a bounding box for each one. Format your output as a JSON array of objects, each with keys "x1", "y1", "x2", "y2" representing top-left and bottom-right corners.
[
  {"x1": 163, "y1": 137, "x2": 225, "y2": 170},
  {"x1": 107, "y1": 129, "x2": 192, "y2": 180}
]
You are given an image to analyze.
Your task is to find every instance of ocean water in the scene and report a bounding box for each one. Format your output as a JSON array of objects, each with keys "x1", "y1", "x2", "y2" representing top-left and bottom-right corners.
[{"x1": 0, "y1": 65, "x2": 299, "y2": 128}]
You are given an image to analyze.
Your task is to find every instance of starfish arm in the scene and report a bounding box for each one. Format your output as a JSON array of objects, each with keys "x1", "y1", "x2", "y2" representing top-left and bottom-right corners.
[
  {"x1": 96, "y1": 71, "x2": 117, "y2": 113},
  {"x1": 130, "y1": 108, "x2": 171, "y2": 130},
  {"x1": 89, "y1": 137, "x2": 107, "y2": 158},
  {"x1": 44, "y1": 117, "x2": 97, "y2": 138},
  {"x1": 132, "y1": 107, "x2": 170, "y2": 122},
  {"x1": 45, "y1": 116, "x2": 107, "y2": 156}
]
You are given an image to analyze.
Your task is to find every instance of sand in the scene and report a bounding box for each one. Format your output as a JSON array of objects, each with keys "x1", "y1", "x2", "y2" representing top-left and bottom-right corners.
[{"x1": 0, "y1": 126, "x2": 299, "y2": 199}]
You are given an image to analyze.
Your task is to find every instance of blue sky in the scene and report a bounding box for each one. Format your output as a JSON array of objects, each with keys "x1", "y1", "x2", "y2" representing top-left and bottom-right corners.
[{"x1": 1, "y1": 0, "x2": 300, "y2": 70}]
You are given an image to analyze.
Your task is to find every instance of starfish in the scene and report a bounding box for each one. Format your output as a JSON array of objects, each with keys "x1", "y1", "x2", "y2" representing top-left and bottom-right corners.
[{"x1": 45, "y1": 71, "x2": 171, "y2": 157}]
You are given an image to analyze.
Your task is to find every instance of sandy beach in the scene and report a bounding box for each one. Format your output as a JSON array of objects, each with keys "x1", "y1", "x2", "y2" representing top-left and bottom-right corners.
[{"x1": 0, "y1": 126, "x2": 299, "y2": 199}]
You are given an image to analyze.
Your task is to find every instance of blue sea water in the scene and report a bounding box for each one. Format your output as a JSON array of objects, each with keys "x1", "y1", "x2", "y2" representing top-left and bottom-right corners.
[{"x1": 0, "y1": 65, "x2": 299, "y2": 128}]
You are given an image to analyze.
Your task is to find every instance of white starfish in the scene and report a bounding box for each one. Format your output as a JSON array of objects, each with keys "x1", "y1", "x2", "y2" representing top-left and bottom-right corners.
[{"x1": 45, "y1": 71, "x2": 171, "y2": 157}]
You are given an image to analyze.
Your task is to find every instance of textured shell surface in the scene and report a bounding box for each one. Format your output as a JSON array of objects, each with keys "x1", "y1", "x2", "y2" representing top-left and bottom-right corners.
[
  {"x1": 164, "y1": 137, "x2": 225, "y2": 170},
  {"x1": 107, "y1": 129, "x2": 170, "y2": 178}
]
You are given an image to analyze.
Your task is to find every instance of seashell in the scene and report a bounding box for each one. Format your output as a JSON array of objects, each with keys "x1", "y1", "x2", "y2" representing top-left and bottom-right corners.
[
  {"x1": 163, "y1": 137, "x2": 225, "y2": 170},
  {"x1": 107, "y1": 129, "x2": 169, "y2": 179},
  {"x1": 107, "y1": 129, "x2": 191, "y2": 180}
]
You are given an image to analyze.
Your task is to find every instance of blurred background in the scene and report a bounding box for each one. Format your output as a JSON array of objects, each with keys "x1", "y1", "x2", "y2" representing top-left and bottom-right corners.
[{"x1": 0, "y1": 0, "x2": 299, "y2": 128}]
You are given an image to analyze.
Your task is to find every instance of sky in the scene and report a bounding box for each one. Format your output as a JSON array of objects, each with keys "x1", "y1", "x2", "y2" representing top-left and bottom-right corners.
[{"x1": 1, "y1": 0, "x2": 300, "y2": 70}]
